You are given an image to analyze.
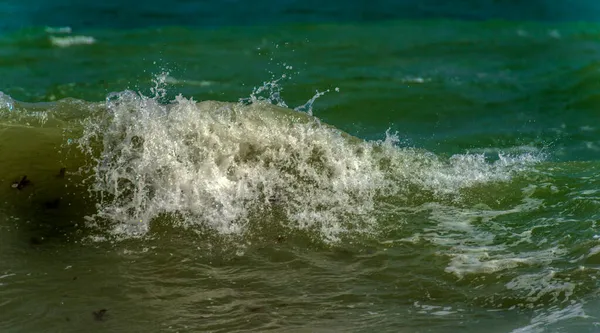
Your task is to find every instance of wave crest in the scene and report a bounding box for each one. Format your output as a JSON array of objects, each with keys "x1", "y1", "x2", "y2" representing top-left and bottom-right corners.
[{"x1": 76, "y1": 91, "x2": 541, "y2": 241}]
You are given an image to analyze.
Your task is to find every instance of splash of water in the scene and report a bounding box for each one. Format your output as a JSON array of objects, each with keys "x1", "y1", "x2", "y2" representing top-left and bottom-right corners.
[
  {"x1": 294, "y1": 89, "x2": 328, "y2": 116},
  {"x1": 240, "y1": 73, "x2": 290, "y2": 107},
  {"x1": 0, "y1": 92, "x2": 14, "y2": 111},
  {"x1": 150, "y1": 70, "x2": 170, "y2": 101}
]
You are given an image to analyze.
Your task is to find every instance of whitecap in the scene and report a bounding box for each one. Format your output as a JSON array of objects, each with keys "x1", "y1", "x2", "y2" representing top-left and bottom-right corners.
[{"x1": 50, "y1": 35, "x2": 96, "y2": 48}]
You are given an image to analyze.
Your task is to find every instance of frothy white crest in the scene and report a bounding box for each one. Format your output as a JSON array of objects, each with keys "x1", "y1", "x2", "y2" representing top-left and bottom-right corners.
[
  {"x1": 77, "y1": 90, "x2": 542, "y2": 241},
  {"x1": 418, "y1": 153, "x2": 539, "y2": 197}
]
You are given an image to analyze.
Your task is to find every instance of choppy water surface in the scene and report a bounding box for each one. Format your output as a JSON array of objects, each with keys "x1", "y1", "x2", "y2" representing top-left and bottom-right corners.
[{"x1": 2, "y1": 16, "x2": 600, "y2": 333}]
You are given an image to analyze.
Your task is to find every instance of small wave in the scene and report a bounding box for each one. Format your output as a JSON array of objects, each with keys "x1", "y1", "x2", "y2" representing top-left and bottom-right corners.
[
  {"x1": 73, "y1": 90, "x2": 542, "y2": 241},
  {"x1": 50, "y1": 36, "x2": 96, "y2": 48}
]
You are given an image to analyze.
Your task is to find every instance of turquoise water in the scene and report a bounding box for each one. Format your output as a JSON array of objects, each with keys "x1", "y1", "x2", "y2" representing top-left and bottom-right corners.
[{"x1": 2, "y1": 3, "x2": 600, "y2": 332}]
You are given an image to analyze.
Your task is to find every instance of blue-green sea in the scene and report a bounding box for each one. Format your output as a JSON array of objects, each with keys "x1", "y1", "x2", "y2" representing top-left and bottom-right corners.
[{"x1": 2, "y1": 2, "x2": 600, "y2": 332}]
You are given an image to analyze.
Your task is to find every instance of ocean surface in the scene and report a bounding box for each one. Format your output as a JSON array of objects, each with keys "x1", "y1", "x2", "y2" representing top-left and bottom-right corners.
[{"x1": 2, "y1": 1, "x2": 600, "y2": 332}]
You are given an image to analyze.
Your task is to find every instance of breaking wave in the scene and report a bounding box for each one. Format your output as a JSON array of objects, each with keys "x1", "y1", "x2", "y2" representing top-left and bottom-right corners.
[{"x1": 67, "y1": 89, "x2": 542, "y2": 241}]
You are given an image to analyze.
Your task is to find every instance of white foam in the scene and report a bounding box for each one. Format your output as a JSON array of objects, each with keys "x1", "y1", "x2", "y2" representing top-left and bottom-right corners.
[
  {"x1": 45, "y1": 26, "x2": 72, "y2": 34},
  {"x1": 445, "y1": 244, "x2": 564, "y2": 279},
  {"x1": 401, "y1": 77, "x2": 429, "y2": 84},
  {"x1": 413, "y1": 302, "x2": 461, "y2": 316},
  {"x1": 0, "y1": 273, "x2": 15, "y2": 280},
  {"x1": 418, "y1": 153, "x2": 539, "y2": 197},
  {"x1": 505, "y1": 269, "x2": 575, "y2": 305},
  {"x1": 416, "y1": 191, "x2": 564, "y2": 280},
  {"x1": 50, "y1": 36, "x2": 96, "y2": 48},
  {"x1": 589, "y1": 245, "x2": 600, "y2": 256},
  {"x1": 511, "y1": 303, "x2": 587, "y2": 333},
  {"x1": 0, "y1": 273, "x2": 15, "y2": 287}
]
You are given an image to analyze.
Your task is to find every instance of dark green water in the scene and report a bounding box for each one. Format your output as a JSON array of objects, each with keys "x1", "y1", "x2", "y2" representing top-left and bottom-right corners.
[{"x1": 2, "y1": 19, "x2": 600, "y2": 332}]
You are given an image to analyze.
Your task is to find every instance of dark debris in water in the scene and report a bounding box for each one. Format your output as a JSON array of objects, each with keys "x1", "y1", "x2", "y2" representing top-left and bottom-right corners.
[
  {"x1": 43, "y1": 198, "x2": 61, "y2": 209},
  {"x1": 245, "y1": 305, "x2": 267, "y2": 313},
  {"x1": 29, "y1": 236, "x2": 43, "y2": 245},
  {"x1": 10, "y1": 175, "x2": 30, "y2": 190},
  {"x1": 92, "y1": 309, "x2": 108, "y2": 321},
  {"x1": 57, "y1": 167, "x2": 66, "y2": 179}
]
